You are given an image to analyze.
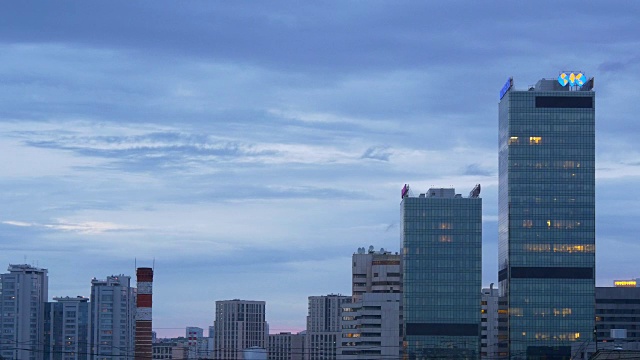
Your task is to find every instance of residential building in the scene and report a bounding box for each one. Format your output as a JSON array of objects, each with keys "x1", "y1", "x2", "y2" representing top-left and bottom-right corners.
[
  {"x1": 498, "y1": 74, "x2": 596, "y2": 359},
  {"x1": 214, "y1": 299, "x2": 267, "y2": 360},
  {"x1": 305, "y1": 295, "x2": 350, "y2": 360},
  {"x1": 0, "y1": 264, "x2": 49, "y2": 360},
  {"x1": 89, "y1": 275, "x2": 136, "y2": 360},
  {"x1": 268, "y1": 332, "x2": 304, "y2": 360},
  {"x1": 44, "y1": 296, "x2": 90, "y2": 360},
  {"x1": 481, "y1": 286, "x2": 499, "y2": 359},
  {"x1": 401, "y1": 185, "x2": 482, "y2": 359}
]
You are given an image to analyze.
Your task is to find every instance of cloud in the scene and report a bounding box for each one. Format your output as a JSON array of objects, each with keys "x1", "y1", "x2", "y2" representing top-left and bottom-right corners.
[
  {"x1": 2, "y1": 219, "x2": 141, "y2": 235},
  {"x1": 361, "y1": 146, "x2": 392, "y2": 161},
  {"x1": 464, "y1": 163, "x2": 494, "y2": 177}
]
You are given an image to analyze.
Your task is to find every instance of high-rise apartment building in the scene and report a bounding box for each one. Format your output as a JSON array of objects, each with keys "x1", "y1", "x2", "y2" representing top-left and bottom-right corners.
[
  {"x1": 401, "y1": 186, "x2": 482, "y2": 359},
  {"x1": 305, "y1": 295, "x2": 350, "y2": 360},
  {"x1": 44, "y1": 296, "x2": 90, "y2": 360},
  {"x1": 351, "y1": 247, "x2": 401, "y2": 302},
  {"x1": 268, "y1": 332, "x2": 305, "y2": 360},
  {"x1": 186, "y1": 327, "x2": 210, "y2": 359},
  {"x1": 498, "y1": 74, "x2": 595, "y2": 359},
  {"x1": 0, "y1": 264, "x2": 49, "y2": 360},
  {"x1": 90, "y1": 275, "x2": 136, "y2": 360},
  {"x1": 214, "y1": 299, "x2": 267, "y2": 360}
]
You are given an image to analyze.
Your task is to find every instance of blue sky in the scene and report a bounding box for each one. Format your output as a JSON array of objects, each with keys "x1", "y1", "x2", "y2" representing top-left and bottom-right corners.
[{"x1": 1, "y1": 1, "x2": 640, "y2": 337}]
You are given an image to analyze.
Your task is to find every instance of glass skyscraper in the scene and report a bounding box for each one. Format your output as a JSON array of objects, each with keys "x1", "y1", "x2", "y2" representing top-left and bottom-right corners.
[
  {"x1": 401, "y1": 186, "x2": 482, "y2": 360},
  {"x1": 498, "y1": 76, "x2": 595, "y2": 359}
]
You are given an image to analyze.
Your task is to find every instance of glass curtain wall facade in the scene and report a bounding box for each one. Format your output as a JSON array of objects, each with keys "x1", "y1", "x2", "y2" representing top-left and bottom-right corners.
[
  {"x1": 498, "y1": 77, "x2": 595, "y2": 359},
  {"x1": 401, "y1": 188, "x2": 482, "y2": 360}
]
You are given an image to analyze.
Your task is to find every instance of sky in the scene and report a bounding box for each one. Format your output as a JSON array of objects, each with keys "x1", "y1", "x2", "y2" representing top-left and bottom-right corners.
[{"x1": 1, "y1": 1, "x2": 640, "y2": 337}]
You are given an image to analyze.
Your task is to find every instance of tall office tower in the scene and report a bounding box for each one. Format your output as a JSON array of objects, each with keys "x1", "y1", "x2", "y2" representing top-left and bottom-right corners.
[
  {"x1": 44, "y1": 296, "x2": 90, "y2": 360},
  {"x1": 305, "y1": 295, "x2": 351, "y2": 360},
  {"x1": 498, "y1": 74, "x2": 596, "y2": 359},
  {"x1": 135, "y1": 267, "x2": 153, "y2": 360},
  {"x1": 401, "y1": 185, "x2": 482, "y2": 360},
  {"x1": 351, "y1": 247, "x2": 401, "y2": 302},
  {"x1": 481, "y1": 286, "x2": 499, "y2": 359},
  {"x1": 268, "y1": 332, "x2": 305, "y2": 360},
  {"x1": 0, "y1": 264, "x2": 49, "y2": 360},
  {"x1": 90, "y1": 275, "x2": 136, "y2": 360},
  {"x1": 214, "y1": 299, "x2": 267, "y2": 360}
]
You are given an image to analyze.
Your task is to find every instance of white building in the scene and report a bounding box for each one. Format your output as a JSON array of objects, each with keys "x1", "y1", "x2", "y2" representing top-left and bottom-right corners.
[
  {"x1": 152, "y1": 342, "x2": 188, "y2": 359},
  {"x1": 89, "y1": 275, "x2": 136, "y2": 360},
  {"x1": 306, "y1": 295, "x2": 351, "y2": 360},
  {"x1": 351, "y1": 247, "x2": 402, "y2": 302},
  {"x1": 44, "y1": 296, "x2": 90, "y2": 360},
  {"x1": 339, "y1": 293, "x2": 401, "y2": 360},
  {"x1": 268, "y1": 332, "x2": 305, "y2": 360},
  {"x1": 481, "y1": 286, "x2": 499, "y2": 359},
  {"x1": 214, "y1": 299, "x2": 267, "y2": 360},
  {"x1": 0, "y1": 264, "x2": 49, "y2": 360}
]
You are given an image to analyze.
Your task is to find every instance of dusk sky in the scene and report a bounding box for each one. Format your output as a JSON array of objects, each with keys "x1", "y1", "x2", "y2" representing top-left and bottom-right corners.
[{"x1": 2, "y1": 2, "x2": 640, "y2": 337}]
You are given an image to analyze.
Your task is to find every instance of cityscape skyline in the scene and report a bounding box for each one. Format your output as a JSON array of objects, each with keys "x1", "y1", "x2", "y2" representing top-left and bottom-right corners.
[{"x1": 2, "y1": 1, "x2": 640, "y2": 339}]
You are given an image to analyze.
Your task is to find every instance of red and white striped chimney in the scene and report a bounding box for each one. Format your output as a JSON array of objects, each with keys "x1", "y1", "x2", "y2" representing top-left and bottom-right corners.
[{"x1": 135, "y1": 267, "x2": 153, "y2": 360}]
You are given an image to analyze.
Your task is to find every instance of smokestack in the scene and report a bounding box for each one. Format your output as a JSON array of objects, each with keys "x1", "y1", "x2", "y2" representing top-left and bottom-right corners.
[{"x1": 135, "y1": 267, "x2": 153, "y2": 360}]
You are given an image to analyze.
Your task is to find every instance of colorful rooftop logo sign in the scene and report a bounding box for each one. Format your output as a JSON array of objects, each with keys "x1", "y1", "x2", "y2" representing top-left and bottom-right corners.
[{"x1": 558, "y1": 72, "x2": 586, "y2": 87}]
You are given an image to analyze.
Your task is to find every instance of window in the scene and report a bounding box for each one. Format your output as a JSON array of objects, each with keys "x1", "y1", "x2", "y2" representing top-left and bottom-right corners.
[{"x1": 530, "y1": 136, "x2": 542, "y2": 145}]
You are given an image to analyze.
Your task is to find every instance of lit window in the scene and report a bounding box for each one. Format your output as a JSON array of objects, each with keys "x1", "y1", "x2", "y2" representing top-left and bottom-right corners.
[
  {"x1": 522, "y1": 220, "x2": 533, "y2": 228},
  {"x1": 439, "y1": 223, "x2": 451, "y2": 229},
  {"x1": 509, "y1": 136, "x2": 519, "y2": 145},
  {"x1": 530, "y1": 136, "x2": 542, "y2": 144},
  {"x1": 439, "y1": 235, "x2": 452, "y2": 243}
]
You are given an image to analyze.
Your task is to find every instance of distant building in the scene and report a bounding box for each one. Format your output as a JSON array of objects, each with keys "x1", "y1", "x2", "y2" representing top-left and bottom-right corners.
[
  {"x1": 44, "y1": 296, "x2": 90, "y2": 360},
  {"x1": 214, "y1": 299, "x2": 267, "y2": 360},
  {"x1": 596, "y1": 287, "x2": 640, "y2": 342},
  {"x1": 187, "y1": 327, "x2": 210, "y2": 359},
  {"x1": 351, "y1": 247, "x2": 401, "y2": 302},
  {"x1": 152, "y1": 342, "x2": 188, "y2": 359},
  {"x1": 90, "y1": 275, "x2": 136, "y2": 360},
  {"x1": 268, "y1": 332, "x2": 304, "y2": 360},
  {"x1": 0, "y1": 264, "x2": 49, "y2": 360},
  {"x1": 305, "y1": 295, "x2": 351, "y2": 360},
  {"x1": 481, "y1": 286, "x2": 499, "y2": 359},
  {"x1": 401, "y1": 186, "x2": 482, "y2": 359}
]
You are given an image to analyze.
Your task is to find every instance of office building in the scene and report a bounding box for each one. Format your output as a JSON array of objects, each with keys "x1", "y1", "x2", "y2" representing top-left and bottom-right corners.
[
  {"x1": 596, "y1": 286, "x2": 640, "y2": 342},
  {"x1": 401, "y1": 185, "x2": 482, "y2": 359},
  {"x1": 90, "y1": 275, "x2": 136, "y2": 360},
  {"x1": 339, "y1": 247, "x2": 401, "y2": 360},
  {"x1": 44, "y1": 296, "x2": 90, "y2": 360},
  {"x1": 305, "y1": 295, "x2": 350, "y2": 360},
  {"x1": 268, "y1": 332, "x2": 305, "y2": 360},
  {"x1": 214, "y1": 299, "x2": 267, "y2": 360},
  {"x1": 351, "y1": 247, "x2": 401, "y2": 302},
  {"x1": 0, "y1": 264, "x2": 49, "y2": 360},
  {"x1": 498, "y1": 74, "x2": 596, "y2": 359},
  {"x1": 481, "y1": 286, "x2": 499, "y2": 359}
]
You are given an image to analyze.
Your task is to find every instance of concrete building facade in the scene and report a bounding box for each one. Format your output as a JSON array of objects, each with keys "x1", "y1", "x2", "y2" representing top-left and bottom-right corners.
[
  {"x1": 305, "y1": 295, "x2": 350, "y2": 360},
  {"x1": 44, "y1": 296, "x2": 90, "y2": 360},
  {"x1": 0, "y1": 264, "x2": 49, "y2": 360},
  {"x1": 214, "y1": 300, "x2": 267, "y2": 360},
  {"x1": 89, "y1": 275, "x2": 136, "y2": 360}
]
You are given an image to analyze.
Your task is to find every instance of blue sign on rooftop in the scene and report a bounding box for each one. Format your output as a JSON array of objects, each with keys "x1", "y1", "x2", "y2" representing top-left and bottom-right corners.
[{"x1": 499, "y1": 78, "x2": 513, "y2": 100}]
